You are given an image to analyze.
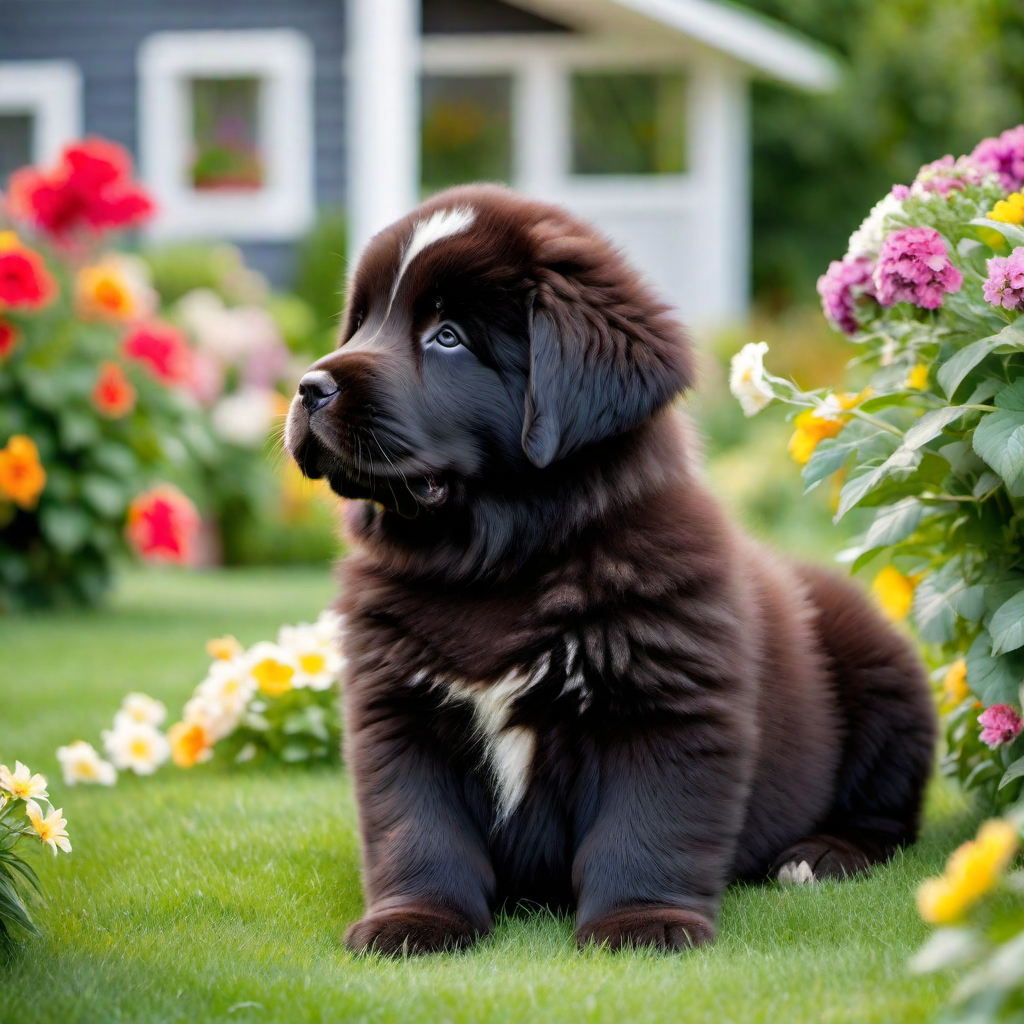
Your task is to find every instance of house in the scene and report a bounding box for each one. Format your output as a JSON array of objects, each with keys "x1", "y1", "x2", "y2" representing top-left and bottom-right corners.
[{"x1": 0, "y1": 0, "x2": 837, "y2": 327}]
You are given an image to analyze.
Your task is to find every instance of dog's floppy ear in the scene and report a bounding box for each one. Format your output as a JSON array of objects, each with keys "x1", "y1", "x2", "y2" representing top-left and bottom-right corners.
[{"x1": 521, "y1": 239, "x2": 694, "y2": 469}]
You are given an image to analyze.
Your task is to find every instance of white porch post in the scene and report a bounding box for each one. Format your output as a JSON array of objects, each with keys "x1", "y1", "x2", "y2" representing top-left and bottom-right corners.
[{"x1": 347, "y1": 0, "x2": 420, "y2": 262}]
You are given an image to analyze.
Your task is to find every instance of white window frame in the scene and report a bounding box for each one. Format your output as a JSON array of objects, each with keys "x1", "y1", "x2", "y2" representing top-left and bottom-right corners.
[
  {"x1": 0, "y1": 61, "x2": 82, "y2": 167},
  {"x1": 138, "y1": 30, "x2": 314, "y2": 241}
]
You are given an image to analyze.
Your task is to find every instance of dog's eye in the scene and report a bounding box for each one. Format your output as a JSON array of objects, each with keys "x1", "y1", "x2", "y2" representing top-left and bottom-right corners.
[{"x1": 431, "y1": 324, "x2": 463, "y2": 349}]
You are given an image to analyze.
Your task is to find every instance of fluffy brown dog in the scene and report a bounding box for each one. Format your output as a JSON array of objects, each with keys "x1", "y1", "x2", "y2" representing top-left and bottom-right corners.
[{"x1": 285, "y1": 184, "x2": 936, "y2": 955}]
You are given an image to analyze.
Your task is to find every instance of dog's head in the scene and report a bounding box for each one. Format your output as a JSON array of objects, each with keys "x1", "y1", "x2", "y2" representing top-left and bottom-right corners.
[{"x1": 285, "y1": 185, "x2": 693, "y2": 518}]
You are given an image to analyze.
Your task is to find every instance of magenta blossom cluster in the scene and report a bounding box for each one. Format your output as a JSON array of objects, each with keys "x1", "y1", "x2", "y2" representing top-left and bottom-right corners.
[
  {"x1": 983, "y1": 248, "x2": 1024, "y2": 311},
  {"x1": 912, "y1": 155, "x2": 988, "y2": 197},
  {"x1": 873, "y1": 227, "x2": 963, "y2": 310},
  {"x1": 971, "y1": 125, "x2": 1024, "y2": 192},
  {"x1": 978, "y1": 703, "x2": 1023, "y2": 749},
  {"x1": 817, "y1": 255, "x2": 876, "y2": 335}
]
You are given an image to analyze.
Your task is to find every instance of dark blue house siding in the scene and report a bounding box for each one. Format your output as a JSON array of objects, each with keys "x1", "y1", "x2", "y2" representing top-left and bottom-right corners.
[
  {"x1": 0, "y1": 0, "x2": 346, "y2": 285},
  {"x1": 422, "y1": 0, "x2": 570, "y2": 34}
]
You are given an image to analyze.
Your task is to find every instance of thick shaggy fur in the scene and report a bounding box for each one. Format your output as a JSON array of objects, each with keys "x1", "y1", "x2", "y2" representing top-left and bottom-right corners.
[{"x1": 284, "y1": 184, "x2": 936, "y2": 955}]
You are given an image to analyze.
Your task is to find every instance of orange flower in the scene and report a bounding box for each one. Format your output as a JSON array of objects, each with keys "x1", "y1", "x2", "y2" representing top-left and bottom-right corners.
[
  {"x1": 788, "y1": 391, "x2": 870, "y2": 465},
  {"x1": 206, "y1": 635, "x2": 244, "y2": 661},
  {"x1": 0, "y1": 236, "x2": 57, "y2": 311},
  {"x1": 167, "y1": 721, "x2": 214, "y2": 768},
  {"x1": 0, "y1": 319, "x2": 20, "y2": 360},
  {"x1": 125, "y1": 484, "x2": 200, "y2": 564},
  {"x1": 91, "y1": 361, "x2": 136, "y2": 418},
  {"x1": 76, "y1": 262, "x2": 136, "y2": 321},
  {"x1": 0, "y1": 434, "x2": 46, "y2": 509}
]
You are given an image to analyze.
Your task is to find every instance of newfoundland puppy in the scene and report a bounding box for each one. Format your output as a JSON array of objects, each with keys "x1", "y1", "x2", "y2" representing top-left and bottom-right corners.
[{"x1": 284, "y1": 184, "x2": 936, "y2": 955}]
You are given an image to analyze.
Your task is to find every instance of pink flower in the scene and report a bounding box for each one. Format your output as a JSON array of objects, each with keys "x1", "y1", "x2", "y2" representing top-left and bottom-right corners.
[
  {"x1": 126, "y1": 484, "x2": 200, "y2": 564},
  {"x1": 983, "y1": 248, "x2": 1024, "y2": 311},
  {"x1": 911, "y1": 155, "x2": 988, "y2": 197},
  {"x1": 817, "y1": 255, "x2": 876, "y2": 335},
  {"x1": 873, "y1": 227, "x2": 963, "y2": 310},
  {"x1": 891, "y1": 184, "x2": 912, "y2": 201},
  {"x1": 971, "y1": 125, "x2": 1024, "y2": 192},
  {"x1": 978, "y1": 704, "x2": 1023, "y2": 749}
]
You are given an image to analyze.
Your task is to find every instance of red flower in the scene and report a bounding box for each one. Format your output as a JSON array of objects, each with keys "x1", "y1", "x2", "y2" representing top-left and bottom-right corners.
[
  {"x1": 0, "y1": 243, "x2": 57, "y2": 310},
  {"x1": 0, "y1": 320, "x2": 20, "y2": 360},
  {"x1": 122, "y1": 322, "x2": 193, "y2": 385},
  {"x1": 6, "y1": 137, "x2": 155, "y2": 239},
  {"x1": 126, "y1": 484, "x2": 200, "y2": 564},
  {"x1": 92, "y1": 361, "x2": 137, "y2": 418}
]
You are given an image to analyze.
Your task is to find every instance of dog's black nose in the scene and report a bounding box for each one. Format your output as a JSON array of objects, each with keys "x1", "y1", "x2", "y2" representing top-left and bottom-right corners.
[{"x1": 298, "y1": 371, "x2": 339, "y2": 414}]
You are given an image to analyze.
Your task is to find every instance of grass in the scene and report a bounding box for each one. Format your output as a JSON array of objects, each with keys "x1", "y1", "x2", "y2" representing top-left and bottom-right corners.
[{"x1": 1, "y1": 567, "x2": 974, "y2": 1024}]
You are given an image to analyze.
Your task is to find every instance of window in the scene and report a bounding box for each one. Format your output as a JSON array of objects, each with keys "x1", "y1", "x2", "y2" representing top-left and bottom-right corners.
[
  {"x1": 0, "y1": 62, "x2": 81, "y2": 184},
  {"x1": 421, "y1": 74, "x2": 512, "y2": 195},
  {"x1": 138, "y1": 31, "x2": 314, "y2": 240},
  {"x1": 571, "y1": 71, "x2": 687, "y2": 176}
]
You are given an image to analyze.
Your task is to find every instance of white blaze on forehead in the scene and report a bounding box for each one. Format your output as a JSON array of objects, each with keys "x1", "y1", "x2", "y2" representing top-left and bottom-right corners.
[{"x1": 391, "y1": 205, "x2": 476, "y2": 300}]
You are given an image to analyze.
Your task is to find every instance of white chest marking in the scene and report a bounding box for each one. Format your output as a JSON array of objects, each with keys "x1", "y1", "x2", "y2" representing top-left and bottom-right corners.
[
  {"x1": 391, "y1": 206, "x2": 475, "y2": 303},
  {"x1": 435, "y1": 653, "x2": 549, "y2": 820}
]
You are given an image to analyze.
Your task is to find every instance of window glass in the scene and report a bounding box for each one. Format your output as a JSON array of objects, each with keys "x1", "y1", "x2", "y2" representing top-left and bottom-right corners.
[
  {"x1": 421, "y1": 75, "x2": 512, "y2": 195},
  {"x1": 571, "y1": 72, "x2": 687, "y2": 176},
  {"x1": 189, "y1": 77, "x2": 264, "y2": 191},
  {"x1": 0, "y1": 113, "x2": 34, "y2": 184}
]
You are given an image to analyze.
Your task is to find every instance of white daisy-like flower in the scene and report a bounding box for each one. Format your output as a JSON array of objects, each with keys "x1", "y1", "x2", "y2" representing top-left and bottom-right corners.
[
  {"x1": 114, "y1": 692, "x2": 167, "y2": 730},
  {"x1": 729, "y1": 342, "x2": 775, "y2": 417},
  {"x1": 102, "y1": 721, "x2": 170, "y2": 776},
  {"x1": 279, "y1": 622, "x2": 344, "y2": 691},
  {"x1": 56, "y1": 741, "x2": 118, "y2": 786},
  {"x1": 186, "y1": 659, "x2": 258, "y2": 740},
  {"x1": 0, "y1": 761, "x2": 48, "y2": 802},
  {"x1": 245, "y1": 641, "x2": 300, "y2": 697},
  {"x1": 847, "y1": 191, "x2": 905, "y2": 259},
  {"x1": 25, "y1": 800, "x2": 71, "y2": 856}
]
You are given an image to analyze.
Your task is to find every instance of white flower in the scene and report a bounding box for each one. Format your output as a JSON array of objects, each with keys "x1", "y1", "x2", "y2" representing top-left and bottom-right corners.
[
  {"x1": 186, "y1": 658, "x2": 258, "y2": 740},
  {"x1": 729, "y1": 342, "x2": 775, "y2": 417},
  {"x1": 25, "y1": 800, "x2": 71, "y2": 856},
  {"x1": 278, "y1": 621, "x2": 344, "y2": 691},
  {"x1": 0, "y1": 761, "x2": 48, "y2": 802},
  {"x1": 211, "y1": 386, "x2": 280, "y2": 448},
  {"x1": 56, "y1": 741, "x2": 117, "y2": 786},
  {"x1": 177, "y1": 289, "x2": 281, "y2": 364},
  {"x1": 847, "y1": 191, "x2": 905, "y2": 259},
  {"x1": 102, "y1": 722, "x2": 170, "y2": 776},
  {"x1": 114, "y1": 692, "x2": 167, "y2": 730}
]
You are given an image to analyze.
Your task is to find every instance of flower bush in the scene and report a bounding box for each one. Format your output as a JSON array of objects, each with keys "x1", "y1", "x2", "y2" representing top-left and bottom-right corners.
[
  {"x1": 0, "y1": 139, "x2": 207, "y2": 608},
  {"x1": 0, "y1": 760, "x2": 71, "y2": 955},
  {"x1": 59, "y1": 610, "x2": 345, "y2": 777},
  {"x1": 730, "y1": 125, "x2": 1024, "y2": 813},
  {"x1": 911, "y1": 815, "x2": 1023, "y2": 1023}
]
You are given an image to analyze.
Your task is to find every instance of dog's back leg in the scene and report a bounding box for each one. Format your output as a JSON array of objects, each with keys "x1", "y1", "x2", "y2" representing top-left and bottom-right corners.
[{"x1": 771, "y1": 565, "x2": 937, "y2": 882}]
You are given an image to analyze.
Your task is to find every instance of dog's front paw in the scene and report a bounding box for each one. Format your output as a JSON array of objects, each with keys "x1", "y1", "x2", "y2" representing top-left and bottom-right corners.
[
  {"x1": 345, "y1": 906, "x2": 482, "y2": 956},
  {"x1": 771, "y1": 834, "x2": 872, "y2": 883},
  {"x1": 577, "y1": 908, "x2": 715, "y2": 952}
]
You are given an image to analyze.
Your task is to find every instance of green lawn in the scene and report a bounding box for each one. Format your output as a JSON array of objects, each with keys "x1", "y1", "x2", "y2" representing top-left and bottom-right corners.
[{"x1": 1, "y1": 568, "x2": 972, "y2": 1024}]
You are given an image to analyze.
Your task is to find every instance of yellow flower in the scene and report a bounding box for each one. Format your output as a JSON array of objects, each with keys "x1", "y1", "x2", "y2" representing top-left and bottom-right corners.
[
  {"x1": 0, "y1": 230, "x2": 20, "y2": 251},
  {"x1": 0, "y1": 760, "x2": 48, "y2": 802},
  {"x1": 0, "y1": 434, "x2": 47, "y2": 509},
  {"x1": 25, "y1": 800, "x2": 71, "y2": 856},
  {"x1": 206, "y1": 635, "x2": 244, "y2": 661},
  {"x1": 872, "y1": 566, "x2": 917, "y2": 621},
  {"x1": 787, "y1": 391, "x2": 870, "y2": 465},
  {"x1": 906, "y1": 364, "x2": 930, "y2": 390},
  {"x1": 168, "y1": 721, "x2": 215, "y2": 768},
  {"x1": 988, "y1": 192, "x2": 1024, "y2": 225},
  {"x1": 940, "y1": 659, "x2": 969, "y2": 710},
  {"x1": 917, "y1": 819, "x2": 1019, "y2": 924},
  {"x1": 246, "y1": 641, "x2": 297, "y2": 697}
]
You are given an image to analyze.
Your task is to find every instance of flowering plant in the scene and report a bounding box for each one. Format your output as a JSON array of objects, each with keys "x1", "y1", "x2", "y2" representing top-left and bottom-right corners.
[
  {"x1": 730, "y1": 125, "x2": 1024, "y2": 813},
  {"x1": 0, "y1": 139, "x2": 206, "y2": 607},
  {"x1": 58, "y1": 611, "x2": 345, "y2": 778},
  {"x1": 0, "y1": 761, "x2": 71, "y2": 954},
  {"x1": 910, "y1": 815, "x2": 1023, "y2": 1023}
]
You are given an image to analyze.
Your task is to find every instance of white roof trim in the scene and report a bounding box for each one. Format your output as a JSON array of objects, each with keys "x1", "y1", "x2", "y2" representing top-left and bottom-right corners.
[{"x1": 510, "y1": 0, "x2": 839, "y2": 91}]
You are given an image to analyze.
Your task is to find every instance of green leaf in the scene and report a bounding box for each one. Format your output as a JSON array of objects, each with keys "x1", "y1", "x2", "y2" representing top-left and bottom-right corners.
[
  {"x1": 996, "y1": 378, "x2": 1024, "y2": 412},
  {"x1": 909, "y1": 927, "x2": 984, "y2": 974},
  {"x1": 966, "y1": 631, "x2": 1024, "y2": 707},
  {"x1": 836, "y1": 448, "x2": 921, "y2": 520},
  {"x1": 990, "y1": 590, "x2": 1024, "y2": 656},
  {"x1": 948, "y1": 584, "x2": 987, "y2": 622},
  {"x1": 802, "y1": 425, "x2": 887, "y2": 490},
  {"x1": 913, "y1": 574, "x2": 957, "y2": 644},
  {"x1": 973, "y1": 408, "x2": 1024, "y2": 496},
  {"x1": 864, "y1": 498, "x2": 922, "y2": 549},
  {"x1": 999, "y1": 755, "x2": 1024, "y2": 790},
  {"x1": 80, "y1": 475, "x2": 126, "y2": 518},
  {"x1": 902, "y1": 407, "x2": 970, "y2": 450},
  {"x1": 39, "y1": 505, "x2": 92, "y2": 553},
  {"x1": 937, "y1": 323, "x2": 1024, "y2": 399},
  {"x1": 971, "y1": 216, "x2": 1024, "y2": 249}
]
